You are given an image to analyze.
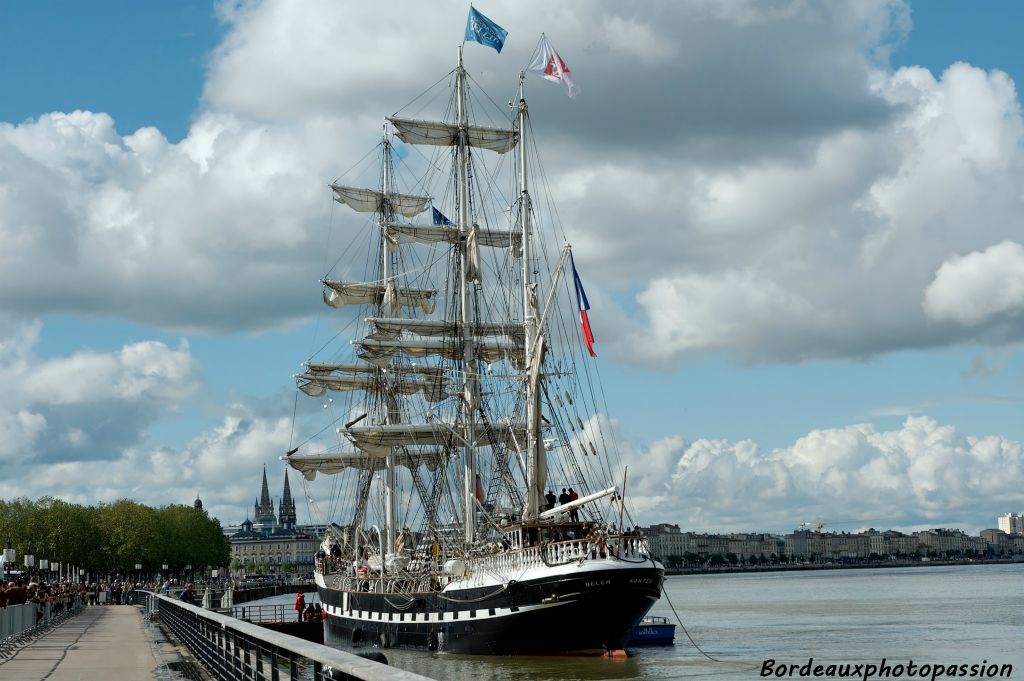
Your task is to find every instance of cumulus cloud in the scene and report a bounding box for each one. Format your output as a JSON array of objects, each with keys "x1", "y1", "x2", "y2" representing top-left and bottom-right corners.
[
  {"x1": 623, "y1": 416, "x2": 1023, "y2": 533},
  {"x1": 923, "y1": 241, "x2": 1024, "y2": 326},
  {"x1": 0, "y1": 319, "x2": 199, "y2": 465},
  {"x1": 0, "y1": 403, "x2": 296, "y2": 525},
  {"x1": 4, "y1": 1, "x2": 1022, "y2": 367},
  {"x1": 5, "y1": 0, "x2": 1024, "y2": 526},
  {"x1": 612, "y1": 60, "x2": 1024, "y2": 364}
]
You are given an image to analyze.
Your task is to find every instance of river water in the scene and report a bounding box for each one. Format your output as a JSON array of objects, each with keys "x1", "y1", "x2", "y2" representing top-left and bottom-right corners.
[{"x1": 253, "y1": 563, "x2": 1023, "y2": 680}]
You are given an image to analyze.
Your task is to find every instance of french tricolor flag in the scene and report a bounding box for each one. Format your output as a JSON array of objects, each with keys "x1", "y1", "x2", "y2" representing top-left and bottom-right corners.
[{"x1": 570, "y1": 254, "x2": 596, "y2": 357}]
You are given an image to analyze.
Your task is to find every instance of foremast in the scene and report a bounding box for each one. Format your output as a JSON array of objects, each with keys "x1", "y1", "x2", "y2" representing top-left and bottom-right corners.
[{"x1": 290, "y1": 48, "x2": 537, "y2": 570}]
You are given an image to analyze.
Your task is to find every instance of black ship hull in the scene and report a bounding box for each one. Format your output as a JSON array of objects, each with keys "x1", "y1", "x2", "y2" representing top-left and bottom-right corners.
[{"x1": 319, "y1": 565, "x2": 664, "y2": 654}]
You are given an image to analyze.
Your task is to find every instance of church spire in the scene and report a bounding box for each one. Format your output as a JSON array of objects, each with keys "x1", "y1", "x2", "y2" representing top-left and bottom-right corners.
[
  {"x1": 260, "y1": 466, "x2": 272, "y2": 507},
  {"x1": 253, "y1": 466, "x2": 277, "y2": 527},
  {"x1": 279, "y1": 469, "x2": 297, "y2": 529}
]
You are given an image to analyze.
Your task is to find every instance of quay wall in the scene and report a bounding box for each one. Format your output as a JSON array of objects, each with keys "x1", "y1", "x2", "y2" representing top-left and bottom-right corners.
[{"x1": 663, "y1": 555, "x2": 1024, "y2": 576}]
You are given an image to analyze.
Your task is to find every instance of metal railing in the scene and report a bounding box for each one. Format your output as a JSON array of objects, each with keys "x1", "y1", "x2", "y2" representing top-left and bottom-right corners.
[
  {"x1": 233, "y1": 603, "x2": 312, "y2": 624},
  {"x1": 1, "y1": 597, "x2": 85, "y2": 658},
  {"x1": 142, "y1": 591, "x2": 434, "y2": 681}
]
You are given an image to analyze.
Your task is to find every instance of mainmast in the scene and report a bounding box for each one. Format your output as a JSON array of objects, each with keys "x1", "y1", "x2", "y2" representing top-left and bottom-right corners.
[
  {"x1": 381, "y1": 131, "x2": 398, "y2": 563},
  {"x1": 518, "y1": 74, "x2": 544, "y2": 521},
  {"x1": 456, "y1": 46, "x2": 478, "y2": 546},
  {"x1": 301, "y1": 50, "x2": 524, "y2": 561}
]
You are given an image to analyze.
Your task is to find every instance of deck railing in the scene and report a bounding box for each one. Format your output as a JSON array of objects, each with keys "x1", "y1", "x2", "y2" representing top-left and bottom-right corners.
[{"x1": 143, "y1": 591, "x2": 434, "y2": 681}]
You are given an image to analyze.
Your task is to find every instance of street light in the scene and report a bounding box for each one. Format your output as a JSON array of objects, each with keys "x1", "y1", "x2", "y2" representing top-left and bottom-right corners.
[
  {"x1": 2, "y1": 546, "x2": 14, "y2": 581},
  {"x1": 40, "y1": 558, "x2": 49, "y2": 571}
]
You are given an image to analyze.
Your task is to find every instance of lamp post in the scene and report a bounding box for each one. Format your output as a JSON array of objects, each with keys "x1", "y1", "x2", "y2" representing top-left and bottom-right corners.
[
  {"x1": 2, "y1": 545, "x2": 14, "y2": 582},
  {"x1": 135, "y1": 563, "x2": 142, "y2": 584}
]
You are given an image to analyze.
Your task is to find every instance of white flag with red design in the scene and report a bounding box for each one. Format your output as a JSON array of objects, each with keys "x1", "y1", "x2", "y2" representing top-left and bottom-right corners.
[{"x1": 527, "y1": 34, "x2": 579, "y2": 98}]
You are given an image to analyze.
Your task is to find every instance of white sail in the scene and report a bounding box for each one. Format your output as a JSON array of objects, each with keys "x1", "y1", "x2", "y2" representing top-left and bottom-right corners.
[
  {"x1": 305, "y1": 362, "x2": 447, "y2": 377},
  {"x1": 388, "y1": 117, "x2": 518, "y2": 154},
  {"x1": 356, "y1": 338, "x2": 524, "y2": 368},
  {"x1": 367, "y1": 318, "x2": 523, "y2": 340},
  {"x1": 385, "y1": 223, "x2": 523, "y2": 257},
  {"x1": 330, "y1": 185, "x2": 431, "y2": 218},
  {"x1": 322, "y1": 280, "x2": 436, "y2": 314},
  {"x1": 343, "y1": 422, "x2": 529, "y2": 456},
  {"x1": 283, "y1": 449, "x2": 448, "y2": 480},
  {"x1": 295, "y1": 372, "x2": 447, "y2": 402}
]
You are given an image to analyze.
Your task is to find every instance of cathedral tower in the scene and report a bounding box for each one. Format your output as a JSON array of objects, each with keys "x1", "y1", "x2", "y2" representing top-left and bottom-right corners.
[
  {"x1": 279, "y1": 471, "x2": 297, "y2": 529},
  {"x1": 253, "y1": 467, "x2": 277, "y2": 528}
]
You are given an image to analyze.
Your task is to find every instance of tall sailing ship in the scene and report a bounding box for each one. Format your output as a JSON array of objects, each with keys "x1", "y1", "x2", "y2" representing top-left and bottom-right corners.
[{"x1": 283, "y1": 40, "x2": 664, "y2": 655}]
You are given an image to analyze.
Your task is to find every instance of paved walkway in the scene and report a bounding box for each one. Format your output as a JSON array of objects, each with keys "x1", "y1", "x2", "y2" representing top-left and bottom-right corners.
[{"x1": 0, "y1": 605, "x2": 195, "y2": 681}]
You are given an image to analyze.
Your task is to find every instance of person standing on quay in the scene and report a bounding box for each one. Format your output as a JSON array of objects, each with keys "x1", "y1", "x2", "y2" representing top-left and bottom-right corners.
[{"x1": 294, "y1": 591, "x2": 306, "y2": 622}]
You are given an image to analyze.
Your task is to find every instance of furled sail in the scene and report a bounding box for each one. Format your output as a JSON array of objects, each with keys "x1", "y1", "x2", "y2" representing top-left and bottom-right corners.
[
  {"x1": 283, "y1": 449, "x2": 448, "y2": 480},
  {"x1": 295, "y1": 372, "x2": 447, "y2": 402},
  {"x1": 343, "y1": 422, "x2": 529, "y2": 456},
  {"x1": 330, "y1": 185, "x2": 431, "y2": 218},
  {"x1": 367, "y1": 318, "x2": 523, "y2": 340},
  {"x1": 356, "y1": 338, "x2": 524, "y2": 368},
  {"x1": 385, "y1": 223, "x2": 523, "y2": 257},
  {"x1": 305, "y1": 362, "x2": 447, "y2": 377},
  {"x1": 322, "y1": 280, "x2": 436, "y2": 314},
  {"x1": 388, "y1": 117, "x2": 518, "y2": 154}
]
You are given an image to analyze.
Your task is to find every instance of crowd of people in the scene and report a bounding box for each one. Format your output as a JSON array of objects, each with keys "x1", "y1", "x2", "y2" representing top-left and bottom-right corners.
[
  {"x1": 0, "y1": 578, "x2": 151, "y2": 613},
  {"x1": 0, "y1": 579, "x2": 89, "y2": 620}
]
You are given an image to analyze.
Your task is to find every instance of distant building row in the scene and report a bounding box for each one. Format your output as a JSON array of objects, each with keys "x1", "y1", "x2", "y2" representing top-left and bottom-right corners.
[
  {"x1": 640, "y1": 522, "x2": 1024, "y2": 563},
  {"x1": 223, "y1": 468, "x2": 318, "y2": 574}
]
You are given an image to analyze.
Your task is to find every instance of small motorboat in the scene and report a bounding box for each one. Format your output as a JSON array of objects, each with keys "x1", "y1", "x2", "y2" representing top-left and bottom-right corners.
[{"x1": 628, "y1": 615, "x2": 676, "y2": 645}]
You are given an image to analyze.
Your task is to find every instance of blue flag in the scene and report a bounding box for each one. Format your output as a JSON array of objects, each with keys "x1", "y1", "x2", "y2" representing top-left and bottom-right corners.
[
  {"x1": 432, "y1": 207, "x2": 453, "y2": 225},
  {"x1": 465, "y1": 6, "x2": 507, "y2": 53}
]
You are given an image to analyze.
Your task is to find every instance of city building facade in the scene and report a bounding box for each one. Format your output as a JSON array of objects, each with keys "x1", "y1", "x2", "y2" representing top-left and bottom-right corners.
[
  {"x1": 228, "y1": 468, "x2": 318, "y2": 575},
  {"x1": 639, "y1": 521, "x2": 1021, "y2": 564},
  {"x1": 997, "y1": 513, "x2": 1024, "y2": 535}
]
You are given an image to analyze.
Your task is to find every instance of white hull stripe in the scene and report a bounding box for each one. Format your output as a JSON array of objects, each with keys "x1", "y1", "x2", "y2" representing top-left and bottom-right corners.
[{"x1": 322, "y1": 599, "x2": 568, "y2": 623}]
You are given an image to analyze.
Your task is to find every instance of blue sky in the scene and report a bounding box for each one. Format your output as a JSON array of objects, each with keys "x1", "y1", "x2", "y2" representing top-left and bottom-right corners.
[{"x1": 1, "y1": 1, "x2": 1023, "y2": 533}]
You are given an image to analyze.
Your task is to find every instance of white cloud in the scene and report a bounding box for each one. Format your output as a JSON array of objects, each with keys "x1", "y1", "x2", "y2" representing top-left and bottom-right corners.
[
  {"x1": 614, "y1": 59, "x2": 1024, "y2": 364},
  {"x1": 0, "y1": 410, "x2": 47, "y2": 461},
  {"x1": 4, "y1": 0, "x2": 1024, "y2": 530},
  {"x1": 0, "y1": 320, "x2": 200, "y2": 464},
  {"x1": 623, "y1": 416, "x2": 1023, "y2": 532},
  {"x1": 0, "y1": 403, "x2": 295, "y2": 524},
  {"x1": 923, "y1": 241, "x2": 1024, "y2": 326}
]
